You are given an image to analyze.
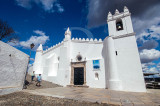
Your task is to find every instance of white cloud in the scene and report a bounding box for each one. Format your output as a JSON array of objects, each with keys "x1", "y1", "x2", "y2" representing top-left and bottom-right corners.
[
  {"x1": 136, "y1": 24, "x2": 160, "y2": 56},
  {"x1": 157, "y1": 63, "x2": 160, "y2": 68},
  {"x1": 142, "y1": 63, "x2": 149, "y2": 72},
  {"x1": 133, "y1": 4, "x2": 160, "y2": 34},
  {"x1": 142, "y1": 62, "x2": 156, "y2": 67},
  {"x1": 149, "y1": 25, "x2": 160, "y2": 40},
  {"x1": 136, "y1": 24, "x2": 160, "y2": 42},
  {"x1": 15, "y1": 0, "x2": 64, "y2": 13},
  {"x1": 15, "y1": 0, "x2": 32, "y2": 9},
  {"x1": 142, "y1": 62, "x2": 159, "y2": 74},
  {"x1": 55, "y1": 3, "x2": 64, "y2": 13},
  {"x1": 40, "y1": 0, "x2": 56, "y2": 12},
  {"x1": 148, "y1": 67, "x2": 159, "y2": 73},
  {"x1": 140, "y1": 49, "x2": 160, "y2": 63},
  {"x1": 18, "y1": 30, "x2": 49, "y2": 50},
  {"x1": 33, "y1": 30, "x2": 46, "y2": 36},
  {"x1": 138, "y1": 40, "x2": 158, "y2": 51},
  {"x1": 8, "y1": 30, "x2": 49, "y2": 50},
  {"x1": 20, "y1": 35, "x2": 49, "y2": 50},
  {"x1": 86, "y1": 0, "x2": 160, "y2": 35}
]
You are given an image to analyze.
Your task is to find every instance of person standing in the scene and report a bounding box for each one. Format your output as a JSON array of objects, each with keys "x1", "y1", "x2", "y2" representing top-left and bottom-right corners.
[
  {"x1": 31, "y1": 71, "x2": 35, "y2": 82},
  {"x1": 36, "y1": 74, "x2": 42, "y2": 86}
]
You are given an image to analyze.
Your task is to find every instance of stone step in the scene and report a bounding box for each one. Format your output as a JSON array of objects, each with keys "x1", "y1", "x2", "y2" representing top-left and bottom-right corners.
[{"x1": 67, "y1": 85, "x2": 89, "y2": 88}]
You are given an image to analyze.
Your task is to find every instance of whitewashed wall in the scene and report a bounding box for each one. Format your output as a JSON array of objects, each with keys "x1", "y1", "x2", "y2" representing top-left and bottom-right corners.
[
  {"x1": 28, "y1": 65, "x2": 33, "y2": 75},
  {"x1": 114, "y1": 36, "x2": 146, "y2": 92},
  {"x1": 36, "y1": 38, "x2": 106, "y2": 88},
  {"x1": 0, "y1": 41, "x2": 29, "y2": 95},
  {"x1": 41, "y1": 41, "x2": 71, "y2": 86},
  {"x1": 71, "y1": 40, "x2": 106, "y2": 88},
  {"x1": 103, "y1": 35, "x2": 146, "y2": 92}
]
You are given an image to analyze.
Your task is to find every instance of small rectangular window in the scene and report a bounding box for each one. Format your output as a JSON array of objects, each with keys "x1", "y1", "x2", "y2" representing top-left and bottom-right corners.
[{"x1": 115, "y1": 51, "x2": 118, "y2": 55}]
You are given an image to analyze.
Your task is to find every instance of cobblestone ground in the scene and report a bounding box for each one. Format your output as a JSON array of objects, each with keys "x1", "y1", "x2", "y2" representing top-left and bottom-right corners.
[{"x1": 0, "y1": 92, "x2": 113, "y2": 106}]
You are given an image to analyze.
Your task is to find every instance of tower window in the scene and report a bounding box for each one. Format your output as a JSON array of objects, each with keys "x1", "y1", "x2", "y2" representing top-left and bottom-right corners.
[
  {"x1": 115, "y1": 51, "x2": 118, "y2": 56},
  {"x1": 116, "y1": 19, "x2": 123, "y2": 31}
]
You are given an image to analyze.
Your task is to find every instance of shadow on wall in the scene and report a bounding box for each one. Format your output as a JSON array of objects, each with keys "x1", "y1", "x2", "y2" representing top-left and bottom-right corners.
[
  {"x1": 101, "y1": 38, "x2": 109, "y2": 89},
  {"x1": 0, "y1": 41, "x2": 29, "y2": 95}
]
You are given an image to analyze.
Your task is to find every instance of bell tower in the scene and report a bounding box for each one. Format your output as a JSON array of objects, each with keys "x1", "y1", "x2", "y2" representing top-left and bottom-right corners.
[
  {"x1": 107, "y1": 6, "x2": 134, "y2": 37},
  {"x1": 103, "y1": 6, "x2": 146, "y2": 92}
]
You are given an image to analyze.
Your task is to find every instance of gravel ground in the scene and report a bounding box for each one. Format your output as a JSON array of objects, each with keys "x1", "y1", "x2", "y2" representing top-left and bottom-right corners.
[
  {"x1": 25, "y1": 75, "x2": 62, "y2": 90},
  {"x1": 0, "y1": 92, "x2": 113, "y2": 106}
]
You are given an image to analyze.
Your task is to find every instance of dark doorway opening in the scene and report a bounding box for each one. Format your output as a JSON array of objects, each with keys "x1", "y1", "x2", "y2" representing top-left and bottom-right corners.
[{"x1": 74, "y1": 67, "x2": 84, "y2": 85}]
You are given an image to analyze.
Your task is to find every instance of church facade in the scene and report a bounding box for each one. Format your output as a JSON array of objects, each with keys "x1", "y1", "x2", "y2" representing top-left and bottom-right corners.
[{"x1": 33, "y1": 7, "x2": 146, "y2": 92}]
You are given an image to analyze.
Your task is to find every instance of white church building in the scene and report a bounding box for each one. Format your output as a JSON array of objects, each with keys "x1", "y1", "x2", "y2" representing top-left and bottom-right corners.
[{"x1": 33, "y1": 7, "x2": 146, "y2": 92}]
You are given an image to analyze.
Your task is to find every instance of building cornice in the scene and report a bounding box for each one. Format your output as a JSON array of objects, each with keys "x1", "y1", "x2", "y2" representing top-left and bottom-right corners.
[{"x1": 112, "y1": 32, "x2": 135, "y2": 39}]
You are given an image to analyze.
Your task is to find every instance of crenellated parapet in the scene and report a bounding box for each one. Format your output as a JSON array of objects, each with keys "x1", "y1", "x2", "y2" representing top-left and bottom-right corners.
[
  {"x1": 107, "y1": 6, "x2": 130, "y2": 22},
  {"x1": 43, "y1": 37, "x2": 103, "y2": 54},
  {"x1": 43, "y1": 26, "x2": 103, "y2": 54},
  {"x1": 71, "y1": 37, "x2": 102, "y2": 43}
]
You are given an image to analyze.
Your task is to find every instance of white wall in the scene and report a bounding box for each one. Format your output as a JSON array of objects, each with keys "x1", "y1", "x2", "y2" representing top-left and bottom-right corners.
[
  {"x1": 0, "y1": 41, "x2": 29, "y2": 95},
  {"x1": 86, "y1": 59, "x2": 105, "y2": 88},
  {"x1": 28, "y1": 65, "x2": 33, "y2": 75},
  {"x1": 71, "y1": 40, "x2": 106, "y2": 88},
  {"x1": 114, "y1": 36, "x2": 146, "y2": 92},
  {"x1": 42, "y1": 43, "x2": 63, "y2": 85},
  {"x1": 103, "y1": 36, "x2": 146, "y2": 92},
  {"x1": 40, "y1": 41, "x2": 71, "y2": 87},
  {"x1": 35, "y1": 38, "x2": 106, "y2": 88}
]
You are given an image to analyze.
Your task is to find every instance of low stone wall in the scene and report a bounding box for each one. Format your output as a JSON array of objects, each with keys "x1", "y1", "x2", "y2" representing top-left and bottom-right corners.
[{"x1": 0, "y1": 41, "x2": 29, "y2": 95}]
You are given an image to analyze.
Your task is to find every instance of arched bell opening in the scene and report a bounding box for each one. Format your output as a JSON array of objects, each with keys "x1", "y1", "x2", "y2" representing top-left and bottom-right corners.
[{"x1": 116, "y1": 19, "x2": 123, "y2": 31}]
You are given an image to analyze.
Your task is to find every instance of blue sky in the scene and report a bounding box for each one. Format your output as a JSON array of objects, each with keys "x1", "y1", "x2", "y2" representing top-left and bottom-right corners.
[{"x1": 0, "y1": 0, "x2": 160, "y2": 76}]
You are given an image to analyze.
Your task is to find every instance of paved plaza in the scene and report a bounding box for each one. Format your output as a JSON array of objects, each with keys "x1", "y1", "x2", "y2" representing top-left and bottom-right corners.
[{"x1": 24, "y1": 87, "x2": 160, "y2": 106}]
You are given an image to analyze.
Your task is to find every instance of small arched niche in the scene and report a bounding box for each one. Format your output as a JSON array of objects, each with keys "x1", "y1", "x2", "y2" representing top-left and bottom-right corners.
[
  {"x1": 95, "y1": 72, "x2": 99, "y2": 80},
  {"x1": 116, "y1": 19, "x2": 123, "y2": 31}
]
